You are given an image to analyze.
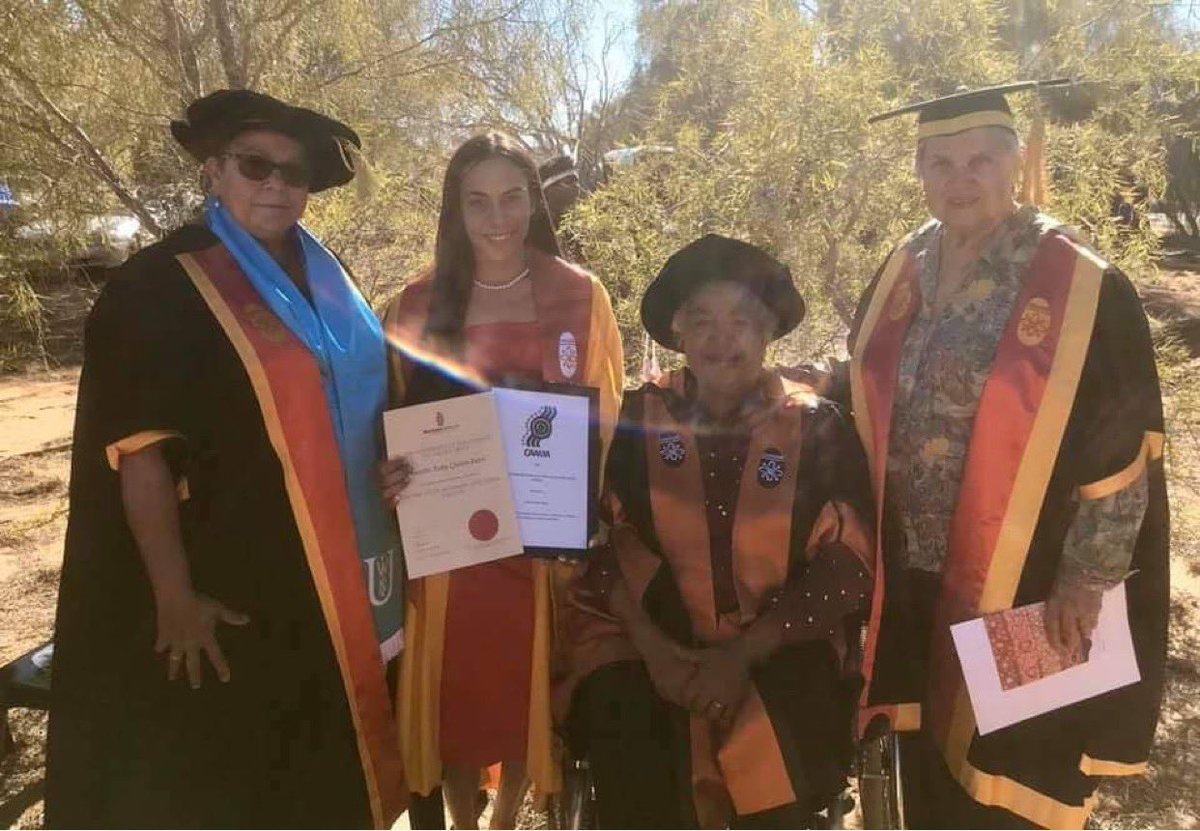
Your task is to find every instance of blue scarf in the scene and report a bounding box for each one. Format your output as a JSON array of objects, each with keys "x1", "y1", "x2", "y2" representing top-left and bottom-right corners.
[{"x1": 206, "y1": 199, "x2": 403, "y2": 660}]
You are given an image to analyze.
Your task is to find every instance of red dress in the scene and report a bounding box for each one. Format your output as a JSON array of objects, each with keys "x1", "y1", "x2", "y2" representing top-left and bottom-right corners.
[{"x1": 437, "y1": 321, "x2": 541, "y2": 766}]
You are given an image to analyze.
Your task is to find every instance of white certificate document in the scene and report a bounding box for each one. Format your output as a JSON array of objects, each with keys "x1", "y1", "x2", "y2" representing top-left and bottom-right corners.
[
  {"x1": 950, "y1": 583, "x2": 1140, "y2": 735},
  {"x1": 383, "y1": 393, "x2": 523, "y2": 579},
  {"x1": 492, "y1": 387, "x2": 594, "y2": 553}
]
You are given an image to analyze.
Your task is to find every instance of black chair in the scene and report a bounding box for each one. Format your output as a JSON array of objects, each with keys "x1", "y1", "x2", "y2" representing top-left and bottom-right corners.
[{"x1": 0, "y1": 640, "x2": 53, "y2": 757}]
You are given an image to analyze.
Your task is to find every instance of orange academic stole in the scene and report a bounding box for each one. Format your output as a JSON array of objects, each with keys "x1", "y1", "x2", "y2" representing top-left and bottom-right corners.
[
  {"x1": 852, "y1": 231, "x2": 1104, "y2": 825},
  {"x1": 178, "y1": 244, "x2": 408, "y2": 828},
  {"x1": 642, "y1": 377, "x2": 804, "y2": 823}
]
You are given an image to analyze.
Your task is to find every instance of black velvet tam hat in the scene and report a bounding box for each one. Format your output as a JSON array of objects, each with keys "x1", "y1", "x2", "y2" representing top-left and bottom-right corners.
[
  {"x1": 869, "y1": 79, "x2": 1071, "y2": 140},
  {"x1": 641, "y1": 234, "x2": 805, "y2": 351},
  {"x1": 171, "y1": 89, "x2": 362, "y2": 192}
]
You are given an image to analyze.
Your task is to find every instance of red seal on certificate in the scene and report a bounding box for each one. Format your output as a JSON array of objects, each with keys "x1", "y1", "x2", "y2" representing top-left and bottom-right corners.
[{"x1": 468, "y1": 509, "x2": 499, "y2": 542}]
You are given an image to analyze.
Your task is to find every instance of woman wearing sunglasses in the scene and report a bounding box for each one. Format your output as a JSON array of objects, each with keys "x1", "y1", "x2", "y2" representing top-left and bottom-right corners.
[
  {"x1": 380, "y1": 133, "x2": 625, "y2": 829},
  {"x1": 46, "y1": 90, "x2": 407, "y2": 828}
]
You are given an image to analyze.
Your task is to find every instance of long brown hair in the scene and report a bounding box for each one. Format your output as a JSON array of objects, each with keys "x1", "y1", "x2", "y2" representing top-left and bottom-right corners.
[{"x1": 425, "y1": 132, "x2": 561, "y2": 352}]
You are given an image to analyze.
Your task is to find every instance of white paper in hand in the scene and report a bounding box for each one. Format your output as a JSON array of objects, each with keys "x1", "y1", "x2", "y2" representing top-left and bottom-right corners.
[
  {"x1": 491, "y1": 387, "x2": 592, "y2": 551},
  {"x1": 383, "y1": 393, "x2": 523, "y2": 579},
  {"x1": 950, "y1": 583, "x2": 1140, "y2": 735}
]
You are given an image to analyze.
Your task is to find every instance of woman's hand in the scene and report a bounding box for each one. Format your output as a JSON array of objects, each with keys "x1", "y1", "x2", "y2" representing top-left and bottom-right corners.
[
  {"x1": 683, "y1": 641, "x2": 752, "y2": 725},
  {"x1": 154, "y1": 589, "x2": 249, "y2": 688},
  {"x1": 778, "y1": 361, "x2": 833, "y2": 396},
  {"x1": 605, "y1": 571, "x2": 702, "y2": 710},
  {"x1": 641, "y1": 633, "x2": 701, "y2": 710},
  {"x1": 1045, "y1": 580, "x2": 1103, "y2": 660},
  {"x1": 378, "y1": 456, "x2": 413, "y2": 506}
]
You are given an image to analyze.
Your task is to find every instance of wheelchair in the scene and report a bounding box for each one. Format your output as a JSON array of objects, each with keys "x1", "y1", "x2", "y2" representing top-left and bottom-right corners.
[
  {"x1": 549, "y1": 750, "x2": 864, "y2": 830},
  {"x1": 856, "y1": 729, "x2": 905, "y2": 829},
  {"x1": 550, "y1": 755, "x2": 595, "y2": 830}
]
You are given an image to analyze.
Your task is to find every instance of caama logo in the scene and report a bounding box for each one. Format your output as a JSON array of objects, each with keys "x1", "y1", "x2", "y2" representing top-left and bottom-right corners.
[{"x1": 523, "y1": 406, "x2": 557, "y2": 457}]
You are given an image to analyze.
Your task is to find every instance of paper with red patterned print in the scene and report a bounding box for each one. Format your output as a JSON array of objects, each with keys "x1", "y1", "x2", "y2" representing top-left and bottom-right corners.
[
  {"x1": 951, "y1": 583, "x2": 1140, "y2": 735},
  {"x1": 984, "y1": 602, "x2": 1089, "y2": 691}
]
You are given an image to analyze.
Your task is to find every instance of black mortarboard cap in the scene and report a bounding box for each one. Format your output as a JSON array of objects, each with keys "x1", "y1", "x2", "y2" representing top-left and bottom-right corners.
[{"x1": 869, "y1": 79, "x2": 1071, "y2": 140}]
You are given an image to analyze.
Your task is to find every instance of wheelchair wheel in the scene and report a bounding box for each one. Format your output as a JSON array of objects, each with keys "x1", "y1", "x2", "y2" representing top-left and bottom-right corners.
[
  {"x1": 858, "y1": 732, "x2": 904, "y2": 829},
  {"x1": 552, "y1": 757, "x2": 595, "y2": 829}
]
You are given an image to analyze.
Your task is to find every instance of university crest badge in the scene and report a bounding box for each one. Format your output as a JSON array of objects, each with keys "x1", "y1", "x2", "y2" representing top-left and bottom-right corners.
[
  {"x1": 366, "y1": 549, "x2": 394, "y2": 606},
  {"x1": 659, "y1": 431, "x2": 686, "y2": 467},
  {"x1": 559, "y1": 331, "x2": 579, "y2": 379},
  {"x1": 1017, "y1": 296, "x2": 1053, "y2": 347},
  {"x1": 757, "y1": 448, "x2": 786, "y2": 488},
  {"x1": 243, "y1": 302, "x2": 289, "y2": 344}
]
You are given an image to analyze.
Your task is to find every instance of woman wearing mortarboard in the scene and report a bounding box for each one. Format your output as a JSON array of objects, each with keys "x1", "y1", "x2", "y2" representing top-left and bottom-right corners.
[
  {"x1": 556, "y1": 235, "x2": 876, "y2": 828},
  {"x1": 46, "y1": 90, "x2": 407, "y2": 828},
  {"x1": 831, "y1": 81, "x2": 1170, "y2": 828}
]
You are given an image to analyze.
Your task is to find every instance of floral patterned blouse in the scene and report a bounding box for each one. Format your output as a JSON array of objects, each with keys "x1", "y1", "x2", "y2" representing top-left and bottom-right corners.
[{"x1": 886, "y1": 206, "x2": 1146, "y2": 588}]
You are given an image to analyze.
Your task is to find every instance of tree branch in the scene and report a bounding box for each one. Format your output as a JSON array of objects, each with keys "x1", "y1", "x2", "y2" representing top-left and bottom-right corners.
[
  {"x1": 74, "y1": 0, "x2": 179, "y2": 92},
  {"x1": 306, "y1": 2, "x2": 527, "y2": 92},
  {"x1": 160, "y1": 0, "x2": 202, "y2": 100},
  {"x1": 249, "y1": 0, "x2": 323, "y2": 88},
  {"x1": 209, "y1": 0, "x2": 248, "y2": 88},
  {"x1": 0, "y1": 56, "x2": 165, "y2": 236}
]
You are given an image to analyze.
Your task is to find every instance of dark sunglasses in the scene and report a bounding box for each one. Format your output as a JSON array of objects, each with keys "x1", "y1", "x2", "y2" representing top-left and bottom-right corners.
[{"x1": 221, "y1": 152, "x2": 311, "y2": 188}]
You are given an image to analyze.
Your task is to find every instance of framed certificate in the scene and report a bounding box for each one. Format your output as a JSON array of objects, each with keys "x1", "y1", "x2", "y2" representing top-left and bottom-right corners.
[
  {"x1": 492, "y1": 384, "x2": 599, "y2": 558},
  {"x1": 384, "y1": 384, "x2": 599, "y2": 577}
]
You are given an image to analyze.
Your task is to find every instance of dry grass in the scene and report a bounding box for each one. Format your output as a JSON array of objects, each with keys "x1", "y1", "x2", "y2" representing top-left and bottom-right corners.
[{"x1": 0, "y1": 711, "x2": 46, "y2": 830}]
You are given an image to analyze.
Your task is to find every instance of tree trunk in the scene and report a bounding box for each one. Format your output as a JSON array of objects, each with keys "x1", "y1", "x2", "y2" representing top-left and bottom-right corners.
[
  {"x1": 160, "y1": 0, "x2": 202, "y2": 101},
  {"x1": 1167, "y1": 208, "x2": 1189, "y2": 238},
  {"x1": 209, "y1": 0, "x2": 247, "y2": 89},
  {"x1": 819, "y1": 235, "x2": 856, "y2": 327}
]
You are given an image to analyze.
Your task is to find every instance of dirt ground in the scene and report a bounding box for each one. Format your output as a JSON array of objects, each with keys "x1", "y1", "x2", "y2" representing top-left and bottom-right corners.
[
  {"x1": 2, "y1": 319, "x2": 1199, "y2": 829},
  {"x1": 0, "y1": 370, "x2": 75, "y2": 829}
]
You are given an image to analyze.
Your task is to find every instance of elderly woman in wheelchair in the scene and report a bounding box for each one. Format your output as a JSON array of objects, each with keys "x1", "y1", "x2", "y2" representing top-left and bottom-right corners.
[{"x1": 557, "y1": 235, "x2": 876, "y2": 829}]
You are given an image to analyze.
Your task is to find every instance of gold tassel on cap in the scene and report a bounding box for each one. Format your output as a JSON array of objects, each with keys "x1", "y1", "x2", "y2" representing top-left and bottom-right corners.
[
  {"x1": 338, "y1": 138, "x2": 380, "y2": 201},
  {"x1": 1020, "y1": 110, "x2": 1048, "y2": 207}
]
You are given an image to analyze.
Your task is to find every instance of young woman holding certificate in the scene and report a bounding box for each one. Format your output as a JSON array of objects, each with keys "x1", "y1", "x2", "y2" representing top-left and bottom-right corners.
[{"x1": 381, "y1": 132, "x2": 624, "y2": 829}]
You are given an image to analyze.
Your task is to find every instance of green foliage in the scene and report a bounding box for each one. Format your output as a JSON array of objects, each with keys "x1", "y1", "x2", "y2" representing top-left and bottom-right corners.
[
  {"x1": 1, "y1": 0, "x2": 1199, "y2": 383},
  {"x1": 568, "y1": 0, "x2": 1196, "y2": 379},
  {"x1": 0, "y1": 0, "x2": 616, "y2": 366}
]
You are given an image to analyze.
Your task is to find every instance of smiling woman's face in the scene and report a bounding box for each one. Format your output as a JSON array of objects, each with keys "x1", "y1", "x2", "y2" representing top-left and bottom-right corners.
[
  {"x1": 459, "y1": 156, "x2": 533, "y2": 268},
  {"x1": 917, "y1": 126, "x2": 1021, "y2": 237},
  {"x1": 204, "y1": 129, "x2": 309, "y2": 245},
  {"x1": 674, "y1": 281, "x2": 775, "y2": 402}
]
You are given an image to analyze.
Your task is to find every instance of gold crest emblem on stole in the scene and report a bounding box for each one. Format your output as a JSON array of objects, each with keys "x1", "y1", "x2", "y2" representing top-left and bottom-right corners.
[
  {"x1": 243, "y1": 303, "x2": 289, "y2": 344},
  {"x1": 1017, "y1": 297, "x2": 1053, "y2": 347}
]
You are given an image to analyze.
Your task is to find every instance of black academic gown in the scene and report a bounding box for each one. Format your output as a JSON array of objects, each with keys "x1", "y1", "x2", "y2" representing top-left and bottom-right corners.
[
  {"x1": 845, "y1": 236, "x2": 1170, "y2": 828},
  {"x1": 45, "y1": 225, "x2": 373, "y2": 829}
]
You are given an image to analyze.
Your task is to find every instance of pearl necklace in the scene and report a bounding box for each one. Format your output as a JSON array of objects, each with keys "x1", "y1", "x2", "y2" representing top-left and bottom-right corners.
[{"x1": 473, "y1": 268, "x2": 530, "y2": 291}]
